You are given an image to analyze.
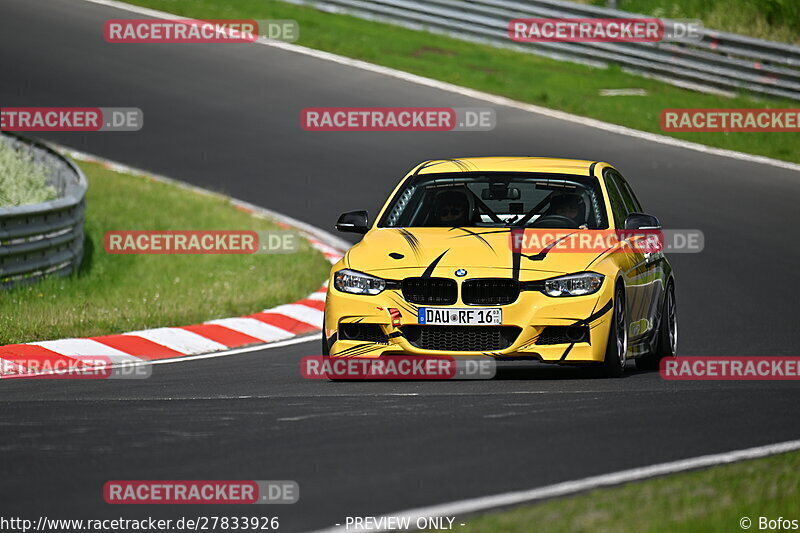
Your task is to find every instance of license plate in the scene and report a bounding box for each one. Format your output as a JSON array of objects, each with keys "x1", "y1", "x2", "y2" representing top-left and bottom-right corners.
[{"x1": 418, "y1": 307, "x2": 502, "y2": 326}]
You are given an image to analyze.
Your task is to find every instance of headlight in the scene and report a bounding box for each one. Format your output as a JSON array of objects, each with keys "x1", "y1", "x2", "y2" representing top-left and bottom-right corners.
[
  {"x1": 543, "y1": 272, "x2": 604, "y2": 297},
  {"x1": 334, "y1": 269, "x2": 386, "y2": 295}
]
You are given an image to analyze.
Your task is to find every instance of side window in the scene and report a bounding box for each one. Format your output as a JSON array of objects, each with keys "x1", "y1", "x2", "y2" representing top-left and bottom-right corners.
[
  {"x1": 614, "y1": 171, "x2": 643, "y2": 213},
  {"x1": 603, "y1": 169, "x2": 628, "y2": 228},
  {"x1": 609, "y1": 171, "x2": 638, "y2": 217}
]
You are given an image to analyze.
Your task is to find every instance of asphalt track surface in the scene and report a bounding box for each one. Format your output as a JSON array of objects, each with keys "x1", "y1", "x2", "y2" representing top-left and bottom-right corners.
[{"x1": 1, "y1": 0, "x2": 799, "y2": 531}]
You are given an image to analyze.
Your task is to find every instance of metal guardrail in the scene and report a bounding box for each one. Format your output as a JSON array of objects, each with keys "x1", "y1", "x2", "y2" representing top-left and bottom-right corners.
[
  {"x1": 284, "y1": 0, "x2": 800, "y2": 100},
  {"x1": 0, "y1": 133, "x2": 86, "y2": 289}
]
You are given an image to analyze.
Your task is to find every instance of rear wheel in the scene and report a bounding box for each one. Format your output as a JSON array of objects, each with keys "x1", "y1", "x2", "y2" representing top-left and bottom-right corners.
[
  {"x1": 596, "y1": 284, "x2": 627, "y2": 378},
  {"x1": 635, "y1": 281, "x2": 677, "y2": 370}
]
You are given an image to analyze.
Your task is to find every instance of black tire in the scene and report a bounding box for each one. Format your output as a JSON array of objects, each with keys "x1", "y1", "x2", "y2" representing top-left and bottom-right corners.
[
  {"x1": 321, "y1": 319, "x2": 351, "y2": 381},
  {"x1": 320, "y1": 314, "x2": 340, "y2": 380},
  {"x1": 635, "y1": 281, "x2": 677, "y2": 371},
  {"x1": 321, "y1": 331, "x2": 330, "y2": 356},
  {"x1": 596, "y1": 284, "x2": 627, "y2": 378},
  {"x1": 320, "y1": 321, "x2": 342, "y2": 381}
]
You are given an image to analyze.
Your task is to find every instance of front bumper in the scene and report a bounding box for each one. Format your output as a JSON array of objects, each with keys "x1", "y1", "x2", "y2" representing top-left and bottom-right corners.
[{"x1": 324, "y1": 278, "x2": 614, "y2": 363}]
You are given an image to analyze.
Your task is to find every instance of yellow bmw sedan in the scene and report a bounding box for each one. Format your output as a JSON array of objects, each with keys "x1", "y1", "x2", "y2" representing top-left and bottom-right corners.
[{"x1": 323, "y1": 157, "x2": 677, "y2": 377}]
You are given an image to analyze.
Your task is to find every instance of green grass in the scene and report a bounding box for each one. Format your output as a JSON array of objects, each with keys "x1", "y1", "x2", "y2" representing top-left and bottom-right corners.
[
  {"x1": 123, "y1": 0, "x2": 799, "y2": 163},
  {"x1": 0, "y1": 160, "x2": 331, "y2": 345},
  {"x1": 457, "y1": 450, "x2": 800, "y2": 533},
  {"x1": 0, "y1": 140, "x2": 57, "y2": 207},
  {"x1": 587, "y1": 0, "x2": 800, "y2": 45}
]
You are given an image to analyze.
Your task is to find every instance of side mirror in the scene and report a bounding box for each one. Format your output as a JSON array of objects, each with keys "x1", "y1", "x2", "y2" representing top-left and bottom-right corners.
[
  {"x1": 336, "y1": 210, "x2": 369, "y2": 234},
  {"x1": 624, "y1": 212, "x2": 661, "y2": 230}
]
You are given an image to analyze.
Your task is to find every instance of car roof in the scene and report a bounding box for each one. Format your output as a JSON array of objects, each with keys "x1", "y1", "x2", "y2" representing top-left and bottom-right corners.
[{"x1": 415, "y1": 157, "x2": 602, "y2": 176}]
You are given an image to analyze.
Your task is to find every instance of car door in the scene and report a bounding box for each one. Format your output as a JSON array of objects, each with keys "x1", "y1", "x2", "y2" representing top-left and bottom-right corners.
[
  {"x1": 618, "y1": 174, "x2": 668, "y2": 339},
  {"x1": 603, "y1": 169, "x2": 650, "y2": 343},
  {"x1": 608, "y1": 169, "x2": 663, "y2": 342}
]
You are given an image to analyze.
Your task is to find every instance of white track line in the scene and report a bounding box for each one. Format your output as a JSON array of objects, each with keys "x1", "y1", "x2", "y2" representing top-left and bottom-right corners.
[
  {"x1": 308, "y1": 438, "x2": 800, "y2": 533},
  {"x1": 81, "y1": 0, "x2": 800, "y2": 173}
]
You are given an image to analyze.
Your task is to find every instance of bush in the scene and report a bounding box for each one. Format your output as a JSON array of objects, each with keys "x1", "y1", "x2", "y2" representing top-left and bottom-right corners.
[
  {"x1": 0, "y1": 139, "x2": 57, "y2": 207},
  {"x1": 595, "y1": 0, "x2": 800, "y2": 44}
]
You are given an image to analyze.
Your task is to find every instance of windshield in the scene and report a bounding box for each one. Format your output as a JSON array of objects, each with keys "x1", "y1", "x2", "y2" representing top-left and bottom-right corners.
[{"x1": 378, "y1": 172, "x2": 608, "y2": 229}]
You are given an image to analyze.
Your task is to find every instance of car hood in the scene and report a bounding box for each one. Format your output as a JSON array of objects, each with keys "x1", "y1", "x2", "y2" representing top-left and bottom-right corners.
[{"x1": 345, "y1": 227, "x2": 603, "y2": 280}]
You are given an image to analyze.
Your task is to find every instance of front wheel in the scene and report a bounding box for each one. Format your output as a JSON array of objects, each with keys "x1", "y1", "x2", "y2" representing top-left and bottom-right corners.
[
  {"x1": 635, "y1": 281, "x2": 677, "y2": 370},
  {"x1": 321, "y1": 332, "x2": 330, "y2": 356},
  {"x1": 596, "y1": 284, "x2": 627, "y2": 378}
]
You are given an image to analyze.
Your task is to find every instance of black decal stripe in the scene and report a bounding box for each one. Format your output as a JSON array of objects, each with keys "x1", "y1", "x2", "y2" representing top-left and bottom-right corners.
[
  {"x1": 449, "y1": 227, "x2": 496, "y2": 252},
  {"x1": 332, "y1": 344, "x2": 379, "y2": 357},
  {"x1": 413, "y1": 160, "x2": 436, "y2": 175},
  {"x1": 516, "y1": 340, "x2": 538, "y2": 351},
  {"x1": 389, "y1": 296, "x2": 418, "y2": 316},
  {"x1": 448, "y1": 159, "x2": 467, "y2": 172},
  {"x1": 588, "y1": 297, "x2": 600, "y2": 316},
  {"x1": 332, "y1": 344, "x2": 362, "y2": 356},
  {"x1": 586, "y1": 244, "x2": 616, "y2": 268},
  {"x1": 510, "y1": 228, "x2": 523, "y2": 281},
  {"x1": 572, "y1": 299, "x2": 613, "y2": 326},
  {"x1": 398, "y1": 229, "x2": 422, "y2": 259},
  {"x1": 442, "y1": 158, "x2": 473, "y2": 172},
  {"x1": 454, "y1": 229, "x2": 511, "y2": 236},
  {"x1": 338, "y1": 343, "x2": 386, "y2": 358},
  {"x1": 560, "y1": 343, "x2": 576, "y2": 361},
  {"x1": 343, "y1": 346, "x2": 382, "y2": 359},
  {"x1": 414, "y1": 159, "x2": 474, "y2": 175},
  {"x1": 333, "y1": 343, "x2": 375, "y2": 356},
  {"x1": 524, "y1": 231, "x2": 577, "y2": 262},
  {"x1": 421, "y1": 250, "x2": 449, "y2": 278},
  {"x1": 401, "y1": 229, "x2": 419, "y2": 250}
]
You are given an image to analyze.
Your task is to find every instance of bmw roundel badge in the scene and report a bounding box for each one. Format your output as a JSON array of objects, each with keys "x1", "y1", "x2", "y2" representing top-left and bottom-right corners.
[{"x1": 455, "y1": 269, "x2": 467, "y2": 277}]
